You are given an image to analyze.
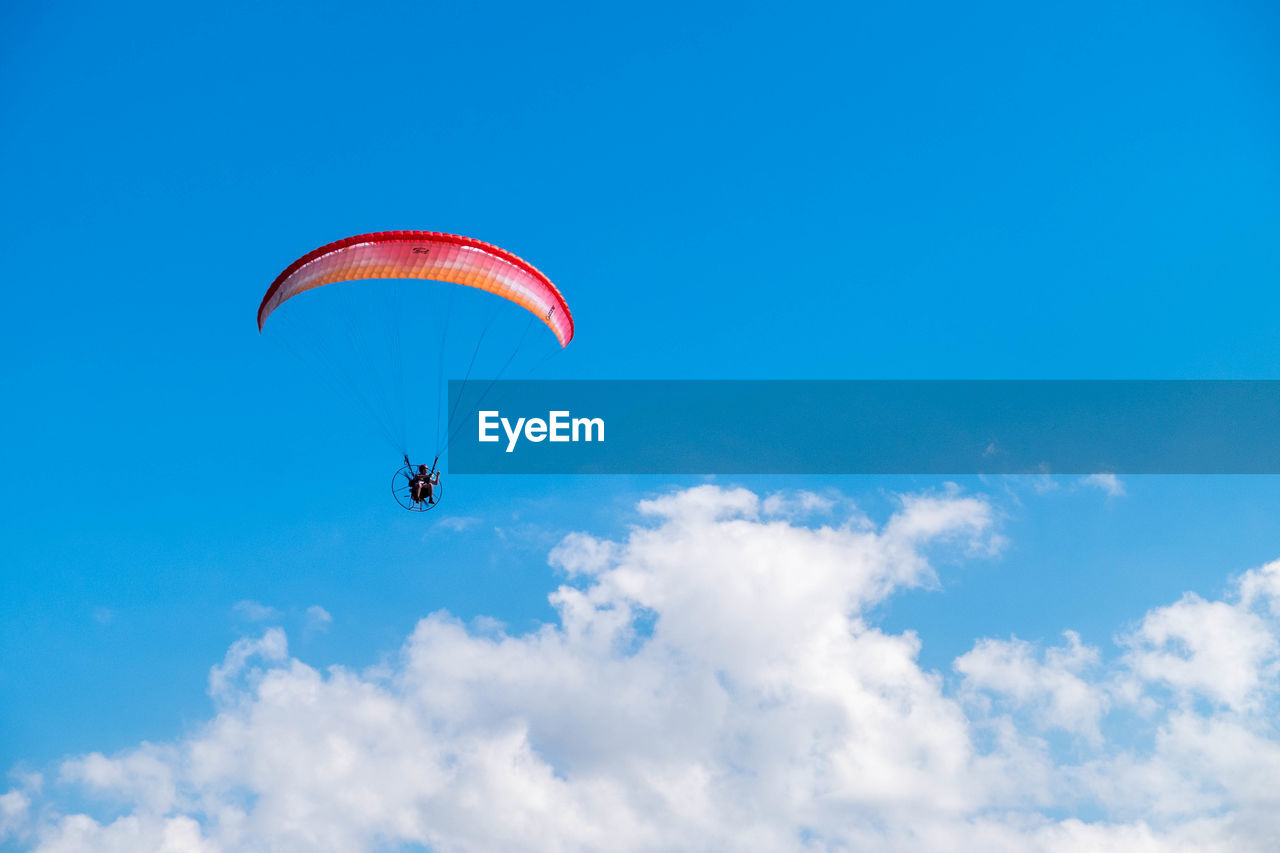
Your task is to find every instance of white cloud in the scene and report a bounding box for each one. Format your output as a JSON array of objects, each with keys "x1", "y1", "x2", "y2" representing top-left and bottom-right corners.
[
  {"x1": 230, "y1": 600, "x2": 280, "y2": 622},
  {"x1": 761, "y1": 490, "x2": 837, "y2": 519},
  {"x1": 1238, "y1": 559, "x2": 1280, "y2": 618},
  {"x1": 206, "y1": 628, "x2": 288, "y2": 702},
  {"x1": 1119, "y1": 593, "x2": 1279, "y2": 712},
  {"x1": 0, "y1": 789, "x2": 30, "y2": 838},
  {"x1": 635, "y1": 483, "x2": 761, "y2": 522},
  {"x1": 433, "y1": 515, "x2": 481, "y2": 533},
  {"x1": 304, "y1": 606, "x2": 332, "y2": 633},
  {"x1": 1080, "y1": 473, "x2": 1126, "y2": 498},
  {"x1": 6, "y1": 486, "x2": 1280, "y2": 852},
  {"x1": 547, "y1": 532, "x2": 616, "y2": 577},
  {"x1": 29, "y1": 814, "x2": 215, "y2": 853},
  {"x1": 956, "y1": 630, "x2": 1108, "y2": 742},
  {"x1": 1031, "y1": 474, "x2": 1061, "y2": 494}
]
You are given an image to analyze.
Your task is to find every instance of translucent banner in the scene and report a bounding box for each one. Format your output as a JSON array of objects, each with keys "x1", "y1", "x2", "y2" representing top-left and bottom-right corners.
[{"x1": 446, "y1": 381, "x2": 1280, "y2": 474}]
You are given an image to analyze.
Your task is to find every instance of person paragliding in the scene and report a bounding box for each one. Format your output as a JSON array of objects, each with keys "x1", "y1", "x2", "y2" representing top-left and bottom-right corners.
[
  {"x1": 258, "y1": 230, "x2": 574, "y2": 514},
  {"x1": 407, "y1": 458, "x2": 439, "y2": 506},
  {"x1": 388, "y1": 456, "x2": 444, "y2": 512}
]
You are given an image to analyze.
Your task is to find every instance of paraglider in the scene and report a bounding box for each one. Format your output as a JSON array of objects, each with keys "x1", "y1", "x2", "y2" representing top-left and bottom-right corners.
[
  {"x1": 393, "y1": 456, "x2": 441, "y2": 512},
  {"x1": 259, "y1": 231, "x2": 573, "y2": 512},
  {"x1": 258, "y1": 231, "x2": 574, "y2": 344}
]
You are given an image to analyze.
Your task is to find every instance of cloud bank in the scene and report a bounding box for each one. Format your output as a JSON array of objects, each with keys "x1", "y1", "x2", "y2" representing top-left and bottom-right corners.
[{"x1": 5, "y1": 485, "x2": 1280, "y2": 852}]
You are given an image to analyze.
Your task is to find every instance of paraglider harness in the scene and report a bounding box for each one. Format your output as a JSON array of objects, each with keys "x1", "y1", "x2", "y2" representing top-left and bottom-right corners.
[{"x1": 394, "y1": 455, "x2": 442, "y2": 512}]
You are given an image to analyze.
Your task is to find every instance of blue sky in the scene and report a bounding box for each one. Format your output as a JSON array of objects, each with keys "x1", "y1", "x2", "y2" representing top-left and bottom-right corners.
[{"x1": 5, "y1": 1, "x2": 1280, "y2": 850}]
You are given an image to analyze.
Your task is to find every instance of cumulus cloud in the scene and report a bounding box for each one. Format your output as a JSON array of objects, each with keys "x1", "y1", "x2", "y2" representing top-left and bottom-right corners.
[
  {"x1": 956, "y1": 630, "x2": 1108, "y2": 742},
  {"x1": 1119, "y1": 593, "x2": 1279, "y2": 712},
  {"x1": 5, "y1": 485, "x2": 1280, "y2": 852}
]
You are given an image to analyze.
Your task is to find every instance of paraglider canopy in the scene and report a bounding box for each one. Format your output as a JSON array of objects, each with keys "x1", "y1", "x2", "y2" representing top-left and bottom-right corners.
[{"x1": 258, "y1": 230, "x2": 574, "y2": 346}]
